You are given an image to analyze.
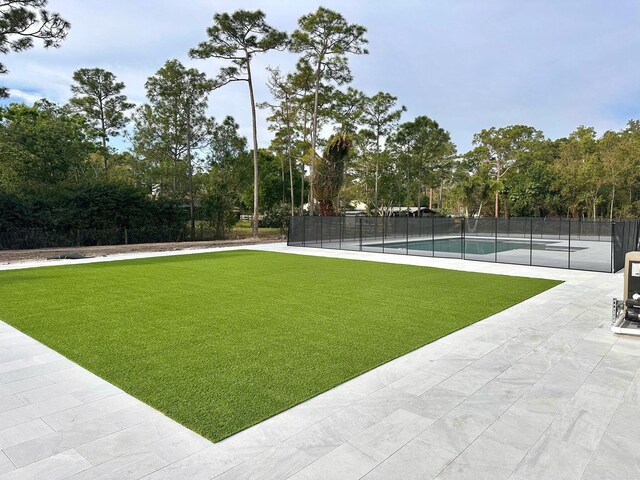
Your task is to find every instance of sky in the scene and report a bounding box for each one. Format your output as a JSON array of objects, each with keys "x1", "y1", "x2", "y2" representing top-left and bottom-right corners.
[{"x1": 3, "y1": 0, "x2": 640, "y2": 153}]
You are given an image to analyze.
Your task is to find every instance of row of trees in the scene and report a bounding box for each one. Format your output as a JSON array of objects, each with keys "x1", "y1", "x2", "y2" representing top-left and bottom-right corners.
[
  {"x1": 2, "y1": 2, "x2": 640, "y2": 247},
  {"x1": 452, "y1": 122, "x2": 640, "y2": 220}
]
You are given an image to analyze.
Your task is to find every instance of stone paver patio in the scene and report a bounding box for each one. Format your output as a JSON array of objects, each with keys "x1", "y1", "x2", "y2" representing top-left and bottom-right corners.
[{"x1": 0, "y1": 243, "x2": 638, "y2": 479}]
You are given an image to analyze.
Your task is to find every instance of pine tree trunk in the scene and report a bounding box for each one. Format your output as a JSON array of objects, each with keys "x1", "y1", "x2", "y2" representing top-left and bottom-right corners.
[
  {"x1": 300, "y1": 164, "x2": 304, "y2": 215},
  {"x1": 285, "y1": 100, "x2": 295, "y2": 216},
  {"x1": 610, "y1": 185, "x2": 615, "y2": 220},
  {"x1": 247, "y1": 57, "x2": 259, "y2": 238},
  {"x1": 374, "y1": 132, "x2": 380, "y2": 214},
  {"x1": 186, "y1": 106, "x2": 195, "y2": 240},
  {"x1": 309, "y1": 62, "x2": 322, "y2": 215},
  {"x1": 289, "y1": 156, "x2": 295, "y2": 216},
  {"x1": 99, "y1": 96, "x2": 108, "y2": 173}
]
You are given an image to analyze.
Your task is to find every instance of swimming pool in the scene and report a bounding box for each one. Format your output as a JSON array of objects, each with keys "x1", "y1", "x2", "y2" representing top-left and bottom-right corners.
[
  {"x1": 287, "y1": 216, "x2": 627, "y2": 272},
  {"x1": 375, "y1": 237, "x2": 585, "y2": 254}
]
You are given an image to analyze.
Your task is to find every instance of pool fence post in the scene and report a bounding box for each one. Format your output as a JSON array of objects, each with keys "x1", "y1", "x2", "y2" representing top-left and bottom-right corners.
[
  {"x1": 320, "y1": 215, "x2": 323, "y2": 248},
  {"x1": 530, "y1": 218, "x2": 533, "y2": 266},
  {"x1": 432, "y1": 215, "x2": 435, "y2": 257},
  {"x1": 494, "y1": 217, "x2": 498, "y2": 263},
  {"x1": 353, "y1": 216, "x2": 356, "y2": 242},
  {"x1": 406, "y1": 215, "x2": 409, "y2": 254},
  {"x1": 359, "y1": 216, "x2": 363, "y2": 251},
  {"x1": 568, "y1": 219, "x2": 571, "y2": 269},
  {"x1": 598, "y1": 220, "x2": 601, "y2": 242},
  {"x1": 382, "y1": 215, "x2": 385, "y2": 253},
  {"x1": 339, "y1": 216, "x2": 342, "y2": 250},
  {"x1": 302, "y1": 214, "x2": 306, "y2": 246},
  {"x1": 578, "y1": 217, "x2": 582, "y2": 241},
  {"x1": 610, "y1": 221, "x2": 614, "y2": 273},
  {"x1": 462, "y1": 217, "x2": 466, "y2": 260},
  {"x1": 559, "y1": 217, "x2": 562, "y2": 240}
]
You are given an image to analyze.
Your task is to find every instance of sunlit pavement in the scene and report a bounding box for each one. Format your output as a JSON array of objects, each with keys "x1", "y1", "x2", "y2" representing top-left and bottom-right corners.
[{"x1": 0, "y1": 243, "x2": 637, "y2": 480}]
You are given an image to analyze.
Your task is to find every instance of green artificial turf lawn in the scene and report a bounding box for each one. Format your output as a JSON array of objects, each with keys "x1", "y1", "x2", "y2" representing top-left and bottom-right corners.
[{"x1": 0, "y1": 250, "x2": 560, "y2": 441}]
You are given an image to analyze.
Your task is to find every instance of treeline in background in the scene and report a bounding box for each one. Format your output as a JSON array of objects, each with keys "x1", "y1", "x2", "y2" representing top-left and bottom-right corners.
[{"x1": 1, "y1": 4, "x2": 639, "y2": 249}]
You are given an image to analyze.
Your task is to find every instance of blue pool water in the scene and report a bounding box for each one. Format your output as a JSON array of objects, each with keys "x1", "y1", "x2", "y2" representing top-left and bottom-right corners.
[{"x1": 372, "y1": 237, "x2": 584, "y2": 254}]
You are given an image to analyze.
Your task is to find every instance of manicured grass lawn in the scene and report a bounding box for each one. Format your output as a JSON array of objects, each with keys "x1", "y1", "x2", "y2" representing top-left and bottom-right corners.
[{"x1": 0, "y1": 250, "x2": 560, "y2": 442}]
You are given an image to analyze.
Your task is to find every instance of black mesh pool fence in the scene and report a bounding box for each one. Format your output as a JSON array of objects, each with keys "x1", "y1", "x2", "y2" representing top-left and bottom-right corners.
[{"x1": 288, "y1": 216, "x2": 640, "y2": 273}]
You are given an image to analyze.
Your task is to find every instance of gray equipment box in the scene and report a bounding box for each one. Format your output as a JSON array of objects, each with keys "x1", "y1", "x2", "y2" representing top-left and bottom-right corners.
[{"x1": 612, "y1": 251, "x2": 640, "y2": 335}]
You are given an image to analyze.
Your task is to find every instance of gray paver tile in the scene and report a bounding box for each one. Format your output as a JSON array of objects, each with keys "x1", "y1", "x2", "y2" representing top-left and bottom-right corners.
[
  {"x1": 296, "y1": 403, "x2": 379, "y2": 449},
  {"x1": 288, "y1": 443, "x2": 378, "y2": 480},
  {"x1": 402, "y1": 386, "x2": 467, "y2": 421},
  {"x1": 452, "y1": 340, "x2": 500, "y2": 359},
  {"x1": 65, "y1": 448, "x2": 155, "y2": 480},
  {"x1": 0, "y1": 449, "x2": 91, "y2": 480},
  {"x1": 76, "y1": 417, "x2": 181, "y2": 466},
  {"x1": 458, "y1": 379, "x2": 524, "y2": 420},
  {"x1": 580, "y1": 462, "x2": 638, "y2": 480},
  {"x1": 437, "y1": 365, "x2": 498, "y2": 396},
  {"x1": 0, "y1": 359, "x2": 74, "y2": 384},
  {"x1": 582, "y1": 365, "x2": 635, "y2": 399},
  {"x1": 95, "y1": 452, "x2": 167, "y2": 480},
  {"x1": 143, "y1": 446, "x2": 241, "y2": 480},
  {"x1": 15, "y1": 376, "x2": 105, "y2": 405},
  {"x1": 0, "y1": 418, "x2": 54, "y2": 449},
  {"x1": 420, "y1": 352, "x2": 477, "y2": 376},
  {"x1": 105, "y1": 403, "x2": 164, "y2": 429},
  {"x1": 417, "y1": 404, "x2": 496, "y2": 455},
  {"x1": 348, "y1": 408, "x2": 434, "y2": 461},
  {"x1": 455, "y1": 434, "x2": 527, "y2": 471},
  {"x1": 351, "y1": 386, "x2": 417, "y2": 423},
  {"x1": 42, "y1": 393, "x2": 139, "y2": 431},
  {"x1": 436, "y1": 461, "x2": 513, "y2": 480},
  {"x1": 604, "y1": 404, "x2": 640, "y2": 443},
  {"x1": 511, "y1": 435, "x2": 594, "y2": 480},
  {"x1": 0, "y1": 452, "x2": 15, "y2": 475},
  {"x1": 622, "y1": 371, "x2": 640, "y2": 407},
  {"x1": 545, "y1": 389, "x2": 620, "y2": 449},
  {"x1": 388, "y1": 369, "x2": 448, "y2": 396},
  {"x1": 589, "y1": 432, "x2": 640, "y2": 477},
  {"x1": 0, "y1": 394, "x2": 83, "y2": 430},
  {"x1": 283, "y1": 420, "x2": 348, "y2": 458},
  {"x1": 0, "y1": 375, "x2": 54, "y2": 397},
  {"x1": 214, "y1": 444, "x2": 315, "y2": 480},
  {"x1": 146, "y1": 430, "x2": 211, "y2": 463},
  {"x1": 4, "y1": 416, "x2": 122, "y2": 467},
  {"x1": 361, "y1": 438, "x2": 456, "y2": 480},
  {"x1": 0, "y1": 394, "x2": 24, "y2": 413}
]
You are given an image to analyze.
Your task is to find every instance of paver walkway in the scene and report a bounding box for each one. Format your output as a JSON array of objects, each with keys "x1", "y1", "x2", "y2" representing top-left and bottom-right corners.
[{"x1": 0, "y1": 243, "x2": 637, "y2": 479}]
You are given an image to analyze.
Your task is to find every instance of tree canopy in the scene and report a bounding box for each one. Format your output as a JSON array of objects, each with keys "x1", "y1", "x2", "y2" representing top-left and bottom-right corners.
[
  {"x1": 0, "y1": 0, "x2": 69, "y2": 97},
  {"x1": 3, "y1": 5, "x2": 640, "y2": 251}
]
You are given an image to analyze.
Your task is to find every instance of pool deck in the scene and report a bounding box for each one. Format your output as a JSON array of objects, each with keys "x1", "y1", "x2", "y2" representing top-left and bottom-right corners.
[{"x1": 0, "y1": 243, "x2": 638, "y2": 479}]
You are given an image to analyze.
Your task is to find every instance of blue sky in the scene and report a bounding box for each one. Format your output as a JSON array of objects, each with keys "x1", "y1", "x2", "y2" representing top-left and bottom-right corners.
[{"x1": 3, "y1": 0, "x2": 640, "y2": 152}]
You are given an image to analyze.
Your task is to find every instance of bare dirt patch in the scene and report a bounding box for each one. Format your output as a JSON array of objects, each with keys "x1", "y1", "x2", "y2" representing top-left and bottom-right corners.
[{"x1": 0, "y1": 237, "x2": 285, "y2": 265}]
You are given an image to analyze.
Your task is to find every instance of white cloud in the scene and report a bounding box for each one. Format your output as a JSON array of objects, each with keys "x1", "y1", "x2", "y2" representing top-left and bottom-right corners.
[
  {"x1": 2, "y1": 0, "x2": 639, "y2": 152},
  {"x1": 8, "y1": 88, "x2": 43, "y2": 104}
]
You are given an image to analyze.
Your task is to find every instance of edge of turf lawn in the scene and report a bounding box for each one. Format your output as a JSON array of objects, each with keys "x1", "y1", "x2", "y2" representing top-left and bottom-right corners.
[
  {"x1": 228, "y1": 252, "x2": 562, "y2": 438},
  {"x1": 0, "y1": 249, "x2": 563, "y2": 442}
]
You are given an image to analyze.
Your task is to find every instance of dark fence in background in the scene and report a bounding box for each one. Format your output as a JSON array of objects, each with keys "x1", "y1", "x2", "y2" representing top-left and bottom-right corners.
[
  {"x1": 0, "y1": 226, "x2": 201, "y2": 250},
  {"x1": 613, "y1": 220, "x2": 640, "y2": 272},
  {"x1": 288, "y1": 216, "x2": 640, "y2": 273}
]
